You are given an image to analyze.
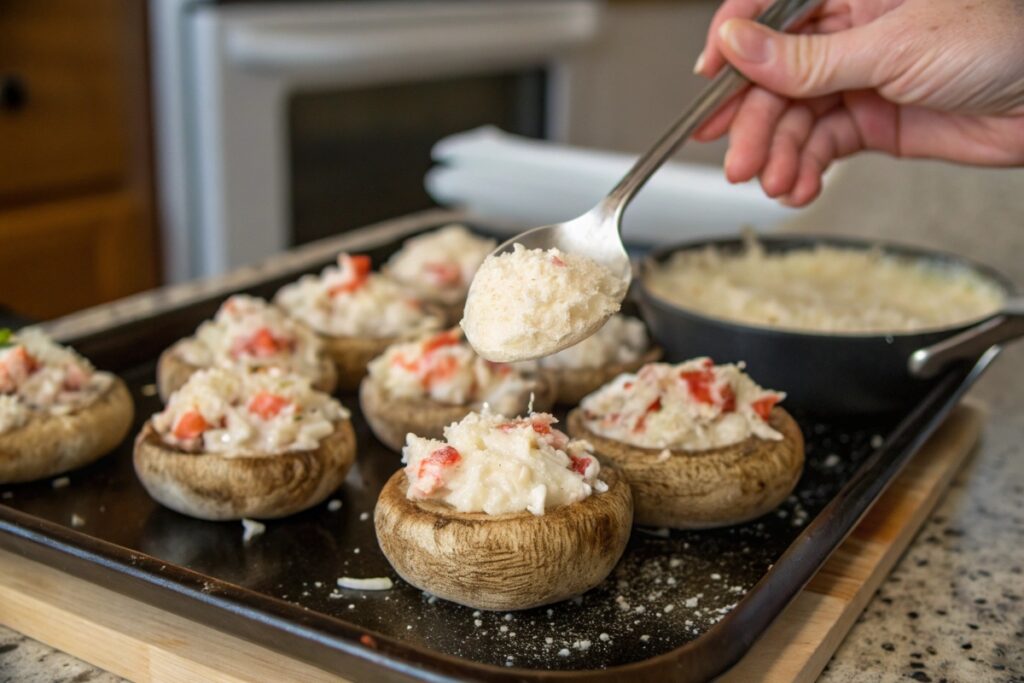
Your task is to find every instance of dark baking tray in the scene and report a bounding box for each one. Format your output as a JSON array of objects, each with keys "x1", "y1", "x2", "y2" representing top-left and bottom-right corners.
[{"x1": 0, "y1": 212, "x2": 998, "y2": 682}]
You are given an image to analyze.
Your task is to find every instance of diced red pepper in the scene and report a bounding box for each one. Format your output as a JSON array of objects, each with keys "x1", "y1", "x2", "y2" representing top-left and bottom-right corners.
[
  {"x1": 328, "y1": 254, "x2": 372, "y2": 296},
  {"x1": 721, "y1": 385, "x2": 736, "y2": 413},
  {"x1": 752, "y1": 395, "x2": 779, "y2": 421},
  {"x1": 415, "y1": 445, "x2": 461, "y2": 494},
  {"x1": 174, "y1": 410, "x2": 210, "y2": 440},
  {"x1": 568, "y1": 454, "x2": 591, "y2": 476},
  {"x1": 422, "y1": 355, "x2": 459, "y2": 388},
  {"x1": 250, "y1": 328, "x2": 283, "y2": 357},
  {"x1": 423, "y1": 262, "x2": 462, "y2": 285},
  {"x1": 551, "y1": 255, "x2": 566, "y2": 267},
  {"x1": 680, "y1": 368, "x2": 716, "y2": 404},
  {"x1": 422, "y1": 330, "x2": 460, "y2": 355},
  {"x1": 392, "y1": 353, "x2": 420, "y2": 372},
  {"x1": 623, "y1": 381, "x2": 633, "y2": 390},
  {"x1": 633, "y1": 396, "x2": 662, "y2": 432},
  {"x1": 248, "y1": 392, "x2": 291, "y2": 420}
]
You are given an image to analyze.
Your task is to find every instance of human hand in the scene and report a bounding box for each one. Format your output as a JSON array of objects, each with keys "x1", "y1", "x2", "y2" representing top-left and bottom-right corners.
[{"x1": 693, "y1": 0, "x2": 1024, "y2": 206}]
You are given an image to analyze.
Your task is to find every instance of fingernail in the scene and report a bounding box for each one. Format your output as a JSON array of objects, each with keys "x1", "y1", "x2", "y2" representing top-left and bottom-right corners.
[
  {"x1": 693, "y1": 50, "x2": 706, "y2": 74},
  {"x1": 779, "y1": 194, "x2": 800, "y2": 208},
  {"x1": 719, "y1": 19, "x2": 771, "y2": 64}
]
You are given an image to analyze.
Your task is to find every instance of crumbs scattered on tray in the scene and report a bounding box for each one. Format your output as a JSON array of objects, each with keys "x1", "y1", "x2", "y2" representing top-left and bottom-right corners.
[
  {"x1": 241, "y1": 518, "x2": 266, "y2": 543},
  {"x1": 327, "y1": 499, "x2": 342, "y2": 512},
  {"x1": 141, "y1": 383, "x2": 158, "y2": 397},
  {"x1": 51, "y1": 476, "x2": 70, "y2": 489},
  {"x1": 259, "y1": 412, "x2": 892, "y2": 671}
]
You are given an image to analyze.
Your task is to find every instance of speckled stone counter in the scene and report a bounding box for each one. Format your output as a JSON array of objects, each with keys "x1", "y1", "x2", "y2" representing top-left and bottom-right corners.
[{"x1": 1, "y1": 158, "x2": 1022, "y2": 682}]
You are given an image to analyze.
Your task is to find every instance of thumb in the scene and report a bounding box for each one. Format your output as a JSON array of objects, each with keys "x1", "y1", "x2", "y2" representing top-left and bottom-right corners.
[{"x1": 718, "y1": 18, "x2": 885, "y2": 98}]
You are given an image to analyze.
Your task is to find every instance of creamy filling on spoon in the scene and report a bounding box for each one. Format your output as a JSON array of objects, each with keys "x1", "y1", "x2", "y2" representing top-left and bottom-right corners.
[{"x1": 461, "y1": 244, "x2": 626, "y2": 362}]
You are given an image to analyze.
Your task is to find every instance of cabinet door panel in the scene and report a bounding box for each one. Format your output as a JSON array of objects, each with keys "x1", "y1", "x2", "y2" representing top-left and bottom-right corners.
[
  {"x1": 0, "y1": 192, "x2": 156, "y2": 320},
  {"x1": 0, "y1": 0, "x2": 129, "y2": 202}
]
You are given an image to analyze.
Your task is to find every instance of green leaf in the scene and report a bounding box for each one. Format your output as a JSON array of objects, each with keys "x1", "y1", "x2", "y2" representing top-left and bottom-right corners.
[{"x1": 0, "y1": 328, "x2": 11, "y2": 348}]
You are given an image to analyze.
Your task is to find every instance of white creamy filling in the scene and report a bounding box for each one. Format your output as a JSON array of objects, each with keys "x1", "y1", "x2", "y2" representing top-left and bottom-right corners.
[
  {"x1": 275, "y1": 254, "x2": 441, "y2": 338},
  {"x1": 539, "y1": 314, "x2": 649, "y2": 370},
  {"x1": 402, "y1": 411, "x2": 604, "y2": 516},
  {"x1": 462, "y1": 244, "x2": 626, "y2": 363},
  {"x1": 645, "y1": 241, "x2": 1005, "y2": 333},
  {"x1": 367, "y1": 330, "x2": 540, "y2": 414},
  {"x1": 384, "y1": 224, "x2": 496, "y2": 304},
  {"x1": 153, "y1": 368, "x2": 349, "y2": 456},
  {"x1": 175, "y1": 295, "x2": 325, "y2": 381},
  {"x1": 0, "y1": 329, "x2": 112, "y2": 435},
  {"x1": 580, "y1": 359, "x2": 784, "y2": 451}
]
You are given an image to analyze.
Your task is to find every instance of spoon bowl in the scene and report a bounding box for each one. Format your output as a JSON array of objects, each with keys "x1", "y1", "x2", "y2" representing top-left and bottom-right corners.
[
  {"x1": 489, "y1": 207, "x2": 633, "y2": 286},
  {"x1": 465, "y1": 0, "x2": 826, "y2": 361}
]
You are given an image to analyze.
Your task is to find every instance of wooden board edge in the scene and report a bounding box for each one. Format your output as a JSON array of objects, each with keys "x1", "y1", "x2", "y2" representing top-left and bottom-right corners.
[
  {"x1": 719, "y1": 401, "x2": 985, "y2": 682},
  {"x1": 0, "y1": 403, "x2": 984, "y2": 683}
]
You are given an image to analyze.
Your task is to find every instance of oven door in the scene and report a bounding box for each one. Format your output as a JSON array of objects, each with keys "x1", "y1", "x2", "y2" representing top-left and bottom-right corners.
[{"x1": 153, "y1": 0, "x2": 602, "y2": 281}]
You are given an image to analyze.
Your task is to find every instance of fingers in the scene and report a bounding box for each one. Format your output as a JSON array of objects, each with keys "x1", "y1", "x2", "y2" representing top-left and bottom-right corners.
[
  {"x1": 717, "y1": 19, "x2": 888, "y2": 98},
  {"x1": 693, "y1": 92, "x2": 745, "y2": 142},
  {"x1": 722, "y1": 88, "x2": 788, "y2": 182},
  {"x1": 758, "y1": 104, "x2": 815, "y2": 197},
  {"x1": 696, "y1": 0, "x2": 772, "y2": 77},
  {"x1": 782, "y1": 109, "x2": 866, "y2": 206}
]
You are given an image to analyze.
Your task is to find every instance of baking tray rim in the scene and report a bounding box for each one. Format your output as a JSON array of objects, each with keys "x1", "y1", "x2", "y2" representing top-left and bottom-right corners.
[{"x1": 0, "y1": 210, "x2": 999, "y2": 681}]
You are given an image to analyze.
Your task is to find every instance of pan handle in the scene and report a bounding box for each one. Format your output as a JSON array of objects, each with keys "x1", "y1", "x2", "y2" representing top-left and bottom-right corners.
[{"x1": 909, "y1": 298, "x2": 1024, "y2": 378}]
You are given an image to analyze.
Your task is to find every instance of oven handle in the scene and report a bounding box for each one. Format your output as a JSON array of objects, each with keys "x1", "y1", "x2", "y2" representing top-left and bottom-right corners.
[{"x1": 223, "y1": 3, "x2": 601, "y2": 77}]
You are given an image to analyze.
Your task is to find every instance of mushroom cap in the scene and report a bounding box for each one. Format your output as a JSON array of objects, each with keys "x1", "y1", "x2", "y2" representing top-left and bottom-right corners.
[
  {"x1": 358, "y1": 372, "x2": 557, "y2": 453},
  {"x1": 566, "y1": 407, "x2": 804, "y2": 529},
  {"x1": 374, "y1": 467, "x2": 632, "y2": 611},
  {"x1": 0, "y1": 377, "x2": 134, "y2": 484},
  {"x1": 319, "y1": 334, "x2": 395, "y2": 393},
  {"x1": 156, "y1": 341, "x2": 338, "y2": 402},
  {"x1": 317, "y1": 305, "x2": 446, "y2": 392},
  {"x1": 133, "y1": 418, "x2": 356, "y2": 521},
  {"x1": 547, "y1": 347, "x2": 662, "y2": 406}
]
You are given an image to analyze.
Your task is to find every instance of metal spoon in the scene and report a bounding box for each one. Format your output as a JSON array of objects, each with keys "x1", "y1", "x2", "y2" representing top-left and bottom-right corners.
[{"x1": 466, "y1": 0, "x2": 825, "y2": 359}]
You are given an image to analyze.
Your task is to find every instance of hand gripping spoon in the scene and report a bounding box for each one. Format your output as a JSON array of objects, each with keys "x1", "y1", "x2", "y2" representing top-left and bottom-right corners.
[{"x1": 463, "y1": 0, "x2": 825, "y2": 362}]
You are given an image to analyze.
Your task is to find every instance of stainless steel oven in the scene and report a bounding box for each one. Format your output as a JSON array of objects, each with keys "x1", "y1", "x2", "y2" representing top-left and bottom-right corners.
[{"x1": 149, "y1": 0, "x2": 603, "y2": 282}]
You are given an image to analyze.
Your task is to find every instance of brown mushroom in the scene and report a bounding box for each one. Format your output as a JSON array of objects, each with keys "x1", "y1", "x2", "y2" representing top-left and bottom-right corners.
[
  {"x1": 566, "y1": 407, "x2": 804, "y2": 529},
  {"x1": 0, "y1": 377, "x2": 134, "y2": 484},
  {"x1": 546, "y1": 347, "x2": 663, "y2": 405},
  {"x1": 374, "y1": 467, "x2": 633, "y2": 611},
  {"x1": 156, "y1": 341, "x2": 338, "y2": 402},
  {"x1": 133, "y1": 419, "x2": 356, "y2": 520},
  {"x1": 359, "y1": 373, "x2": 556, "y2": 452}
]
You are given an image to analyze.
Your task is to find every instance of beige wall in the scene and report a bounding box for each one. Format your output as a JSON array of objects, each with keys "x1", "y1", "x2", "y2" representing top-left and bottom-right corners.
[{"x1": 563, "y1": 1, "x2": 728, "y2": 165}]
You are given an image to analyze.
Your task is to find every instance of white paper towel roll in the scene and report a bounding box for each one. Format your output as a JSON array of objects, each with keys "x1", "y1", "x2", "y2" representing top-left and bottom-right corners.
[{"x1": 425, "y1": 127, "x2": 798, "y2": 243}]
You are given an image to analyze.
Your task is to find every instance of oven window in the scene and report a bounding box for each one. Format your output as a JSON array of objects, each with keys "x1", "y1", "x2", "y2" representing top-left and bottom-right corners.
[{"x1": 288, "y1": 69, "x2": 547, "y2": 245}]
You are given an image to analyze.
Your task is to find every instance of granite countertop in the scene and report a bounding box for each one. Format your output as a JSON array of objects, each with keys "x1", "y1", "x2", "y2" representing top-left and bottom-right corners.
[{"x1": 1, "y1": 157, "x2": 1022, "y2": 682}]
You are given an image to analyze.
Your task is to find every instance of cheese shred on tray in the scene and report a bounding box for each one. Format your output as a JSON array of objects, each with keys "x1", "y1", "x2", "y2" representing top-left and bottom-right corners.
[{"x1": 402, "y1": 410, "x2": 606, "y2": 516}]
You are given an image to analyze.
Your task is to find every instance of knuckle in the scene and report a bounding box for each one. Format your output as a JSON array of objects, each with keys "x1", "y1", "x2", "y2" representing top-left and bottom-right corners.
[{"x1": 783, "y1": 35, "x2": 833, "y2": 96}]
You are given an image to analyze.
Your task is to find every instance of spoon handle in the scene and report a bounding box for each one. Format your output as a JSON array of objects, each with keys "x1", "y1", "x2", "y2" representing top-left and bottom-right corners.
[{"x1": 599, "y1": 0, "x2": 826, "y2": 222}]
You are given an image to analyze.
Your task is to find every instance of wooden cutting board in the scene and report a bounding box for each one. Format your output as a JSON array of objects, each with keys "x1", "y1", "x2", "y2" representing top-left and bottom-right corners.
[{"x1": 0, "y1": 403, "x2": 984, "y2": 683}]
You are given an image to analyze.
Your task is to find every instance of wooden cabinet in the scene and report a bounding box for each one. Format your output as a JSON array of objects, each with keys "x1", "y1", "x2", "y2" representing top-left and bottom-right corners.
[{"x1": 0, "y1": 0, "x2": 158, "y2": 320}]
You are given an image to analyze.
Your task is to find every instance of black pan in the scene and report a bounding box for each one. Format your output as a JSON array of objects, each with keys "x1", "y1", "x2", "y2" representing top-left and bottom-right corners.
[{"x1": 636, "y1": 234, "x2": 1022, "y2": 415}]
